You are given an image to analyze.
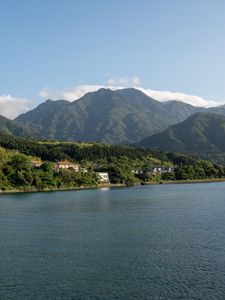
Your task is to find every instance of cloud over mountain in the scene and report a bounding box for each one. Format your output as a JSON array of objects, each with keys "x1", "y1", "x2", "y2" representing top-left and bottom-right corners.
[
  {"x1": 39, "y1": 82, "x2": 221, "y2": 108},
  {"x1": 0, "y1": 95, "x2": 29, "y2": 119},
  {"x1": 137, "y1": 88, "x2": 219, "y2": 108},
  {"x1": 1, "y1": 81, "x2": 221, "y2": 119}
]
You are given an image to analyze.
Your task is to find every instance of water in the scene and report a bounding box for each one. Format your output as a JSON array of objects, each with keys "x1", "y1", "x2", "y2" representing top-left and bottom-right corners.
[{"x1": 1, "y1": 183, "x2": 225, "y2": 299}]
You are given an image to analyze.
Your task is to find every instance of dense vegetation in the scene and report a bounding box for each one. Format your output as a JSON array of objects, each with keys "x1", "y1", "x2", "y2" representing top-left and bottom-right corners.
[
  {"x1": 138, "y1": 113, "x2": 225, "y2": 164},
  {"x1": 0, "y1": 147, "x2": 98, "y2": 191},
  {"x1": 0, "y1": 133, "x2": 224, "y2": 191},
  {"x1": 16, "y1": 88, "x2": 204, "y2": 143}
]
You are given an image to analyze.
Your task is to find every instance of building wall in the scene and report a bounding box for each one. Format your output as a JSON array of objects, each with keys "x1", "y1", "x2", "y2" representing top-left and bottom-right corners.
[{"x1": 97, "y1": 172, "x2": 109, "y2": 182}]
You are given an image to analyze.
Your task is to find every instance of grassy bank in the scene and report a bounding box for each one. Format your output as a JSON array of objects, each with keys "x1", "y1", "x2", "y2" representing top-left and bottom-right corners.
[
  {"x1": 143, "y1": 178, "x2": 225, "y2": 185},
  {"x1": 1, "y1": 178, "x2": 225, "y2": 194}
]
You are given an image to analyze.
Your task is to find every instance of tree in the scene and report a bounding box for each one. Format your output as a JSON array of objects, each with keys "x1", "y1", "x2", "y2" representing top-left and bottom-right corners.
[{"x1": 3, "y1": 153, "x2": 33, "y2": 186}]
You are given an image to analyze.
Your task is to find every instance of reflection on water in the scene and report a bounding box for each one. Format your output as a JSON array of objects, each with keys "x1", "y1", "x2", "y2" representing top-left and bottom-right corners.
[{"x1": 1, "y1": 183, "x2": 225, "y2": 299}]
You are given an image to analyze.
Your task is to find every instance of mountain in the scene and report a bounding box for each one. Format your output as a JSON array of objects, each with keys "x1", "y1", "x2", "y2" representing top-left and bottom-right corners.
[
  {"x1": 137, "y1": 112, "x2": 225, "y2": 164},
  {"x1": 16, "y1": 88, "x2": 204, "y2": 144},
  {"x1": 208, "y1": 104, "x2": 225, "y2": 116},
  {"x1": 0, "y1": 115, "x2": 41, "y2": 139}
]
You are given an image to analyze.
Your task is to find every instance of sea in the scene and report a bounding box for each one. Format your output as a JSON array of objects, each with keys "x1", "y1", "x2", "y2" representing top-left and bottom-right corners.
[{"x1": 1, "y1": 183, "x2": 225, "y2": 299}]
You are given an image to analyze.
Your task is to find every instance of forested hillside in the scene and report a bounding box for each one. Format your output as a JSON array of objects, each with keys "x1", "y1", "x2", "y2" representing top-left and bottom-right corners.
[
  {"x1": 0, "y1": 133, "x2": 224, "y2": 191},
  {"x1": 138, "y1": 113, "x2": 225, "y2": 164}
]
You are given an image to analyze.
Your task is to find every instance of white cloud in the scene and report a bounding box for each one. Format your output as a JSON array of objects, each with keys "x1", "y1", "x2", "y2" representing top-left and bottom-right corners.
[
  {"x1": 39, "y1": 83, "x2": 222, "y2": 108},
  {"x1": 107, "y1": 76, "x2": 141, "y2": 86},
  {"x1": 39, "y1": 76, "x2": 141, "y2": 102},
  {"x1": 60, "y1": 85, "x2": 107, "y2": 101},
  {"x1": 39, "y1": 89, "x2": 49, "y2": 98},
  {"x1": 1, "y1": 77, "x2": 222, "y2": 120},
  {"x1": 39, "y1": 85, "x2": 125, "y2": 101},
  {"x1": 136, "y1": 88, "x2": 219, "y2": 108},
  {"x1": 0, "y1": 95, "x2": 30, "y2": 119}
]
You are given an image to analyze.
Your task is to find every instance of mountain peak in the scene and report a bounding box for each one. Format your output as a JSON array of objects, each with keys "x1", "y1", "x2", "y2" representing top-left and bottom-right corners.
[{"x1": 15, "y1": 88, "x2": 205, "y2": 144}]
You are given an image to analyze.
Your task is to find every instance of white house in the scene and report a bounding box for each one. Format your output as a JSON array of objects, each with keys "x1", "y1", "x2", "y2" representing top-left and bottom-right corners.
[
  {"x1": 153, "y1": 167, "x2": 161, "y2": 174},
  {"x1": 97, "y1": 172, "x2": 109, "y2": 182}
]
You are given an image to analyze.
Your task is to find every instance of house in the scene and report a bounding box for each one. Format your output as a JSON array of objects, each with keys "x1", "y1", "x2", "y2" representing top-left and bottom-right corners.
[
  {"x1": 144, "y1": 167, "x2": 162, "y2": 176},
  {"x1": 31, "y1": 160, "x2": 43, "y2": 167},
  {"x1": 145, "y1": 166, "x2": 175, "y2": 176},
  {"x1": 96, "y1": 172, "x2": 109, "y2": 182},
  {"x1": 134, "y1": 169, "x2": 143, "y2": 175},
  {"x1": 154, "y1": 167, "x2": 162, "y2": 174},
  {"x1": 162, "y1": 167, "x2": 175, "y2": 173},
  {"x1": 54, "y1": 160, "x2": 79, "y2": 172}
]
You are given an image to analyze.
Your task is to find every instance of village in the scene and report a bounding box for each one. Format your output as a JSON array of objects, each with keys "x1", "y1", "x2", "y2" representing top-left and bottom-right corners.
[{"x1": 30, "y1": 159, "x2": 175, "y2": 183}]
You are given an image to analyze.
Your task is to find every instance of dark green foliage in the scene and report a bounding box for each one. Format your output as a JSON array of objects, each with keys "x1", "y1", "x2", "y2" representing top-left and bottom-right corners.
[
  {"x1": 40, "y1": 161, "x2": 55, "y2": 173},
  {"x1": 106, "y1": 164, "x2": 137, "y2": 185},
  {"x1": 0, "y1": 149, "x2": 99, "y2": 190},
  {"x1": 174, "y1": 160, "x2": 222, "y2": 180},
  {"x1": 3, "y1": 154, "x2": 33, "y2": 186},
  {"x1": 0, "y1": 133, "x2": 165, "y2": 163},
  {"x1": 0, "y1": 169, "x2": 11, "y2": 190},
  {"x1": 161, "y1": 172, "x2": 176, "y2": 180},
  {"x1": 57, "y1": 170, "x2": 98, "y2": 187}
]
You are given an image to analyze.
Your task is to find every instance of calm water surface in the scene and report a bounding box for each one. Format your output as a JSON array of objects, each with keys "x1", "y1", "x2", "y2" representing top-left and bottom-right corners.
[{"x1": 1, "y1": 183, "x2": 225, "y2": 299}]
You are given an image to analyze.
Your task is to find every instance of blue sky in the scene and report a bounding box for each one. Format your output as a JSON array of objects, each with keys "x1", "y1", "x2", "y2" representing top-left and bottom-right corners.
[{"x1": 1, "y1": 0, "x2": 225, "y2": 117}]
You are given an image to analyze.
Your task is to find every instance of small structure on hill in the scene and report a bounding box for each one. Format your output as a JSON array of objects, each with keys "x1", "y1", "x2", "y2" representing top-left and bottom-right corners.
[
  {"x1": 133, "y1": 169, "x2": 143, "y2": 175},
  {"x1": 80, "y1": 167, "x2": 88, "y2": 173},
  {"x1": 162, "y1": 166, "x2": 175, "y2": 173},
  {"x1": 31, "y1": 160, "x2": 43, "y2": 167},
  {"x1": 96, "y1": 172, "x2": 109, "y2": 182},
  {"x1": 144, "y1": 166, "x2": 174, "y2": 176},
  {"x1": 54, "y1": 160, "x2": 79, "y2": 172}
]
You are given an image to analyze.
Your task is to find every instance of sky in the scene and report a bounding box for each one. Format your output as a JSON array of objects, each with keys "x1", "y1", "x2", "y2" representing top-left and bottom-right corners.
[{"x1": 1, "y1": 0, "x2": 225, "y2": 118}]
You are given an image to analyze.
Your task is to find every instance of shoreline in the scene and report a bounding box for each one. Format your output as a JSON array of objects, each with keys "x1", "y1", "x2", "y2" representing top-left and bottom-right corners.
[
  {"x1": 143, "y1": 177, "x2": 225, "y2": 185},
  {"x1": 0, "y1": 178, "x2": 225, "y2": 195},
  {"x1": 0, "y1": 183, "x2": 127, "y2": 195}
]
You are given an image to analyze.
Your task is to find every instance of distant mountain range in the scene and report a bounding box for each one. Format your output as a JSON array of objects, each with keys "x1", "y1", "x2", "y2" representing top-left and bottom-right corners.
[
  {"x1": 0, "y1": 87, "x2": 224, "y2": 163},
  {"x1": 137, "y1": 112, "x2": 225, "y2": 164},
  {"x1": 15, "y1": 88, "x2": 205, "y2": 144}
]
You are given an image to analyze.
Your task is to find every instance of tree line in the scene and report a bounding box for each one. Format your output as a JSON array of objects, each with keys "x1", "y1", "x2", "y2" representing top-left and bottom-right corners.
[{"x1": 0, "y1": 133, "x2": 225, "y2": 191}]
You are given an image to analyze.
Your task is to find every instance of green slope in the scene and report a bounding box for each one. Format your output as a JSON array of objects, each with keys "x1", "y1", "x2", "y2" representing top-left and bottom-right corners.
[
  {"x1": 138, "y1": 112, "x2": 225, "y2": 164},
  {"x1": 0, "y1": 115, "x2": 41, "y2": 139}
]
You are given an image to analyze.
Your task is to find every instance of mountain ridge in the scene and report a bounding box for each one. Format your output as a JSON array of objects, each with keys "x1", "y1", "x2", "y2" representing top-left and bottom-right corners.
[{"x1": 16, "y1": 88, "x2": 205, "y2": 144}]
